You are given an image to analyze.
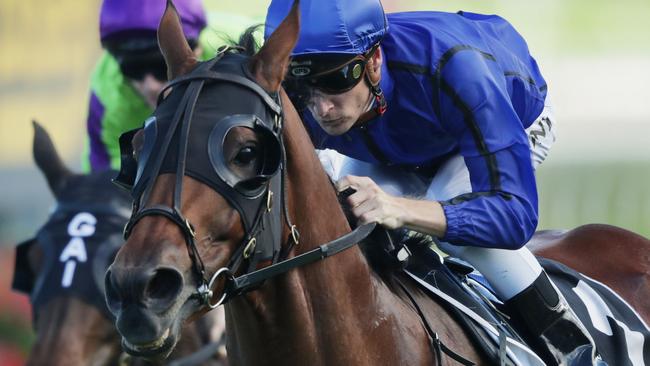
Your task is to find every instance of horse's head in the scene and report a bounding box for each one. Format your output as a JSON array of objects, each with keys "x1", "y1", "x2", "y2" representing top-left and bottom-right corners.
[
  {"x1": 13, "y1": 122, "x2": 132, "y2": 365},
  {"x1": 104, "y1": 0, "x2": 302, "y2": 360}
]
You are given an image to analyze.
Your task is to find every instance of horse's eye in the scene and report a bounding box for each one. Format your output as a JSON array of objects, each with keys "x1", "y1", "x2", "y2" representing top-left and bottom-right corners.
[{"x1": 233, "y1": 146, "x2": 258, "y2": 166}]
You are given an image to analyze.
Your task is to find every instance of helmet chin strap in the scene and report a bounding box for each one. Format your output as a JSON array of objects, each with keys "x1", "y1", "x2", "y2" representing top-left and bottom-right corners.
[{"x1": 353, "y1": 73, "x2": 387, "y2": 127}]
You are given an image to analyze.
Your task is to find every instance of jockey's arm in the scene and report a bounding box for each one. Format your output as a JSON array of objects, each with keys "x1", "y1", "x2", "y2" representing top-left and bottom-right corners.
[
  {"x1": 338, "y1": 51, "x2": 540, "y2": 249},
  {"x1": 434, "y1": 51, "x2": 539, "y2": 249},
  {"x1": 336, "y1": 175, "x2": 447, "y2": 237}
]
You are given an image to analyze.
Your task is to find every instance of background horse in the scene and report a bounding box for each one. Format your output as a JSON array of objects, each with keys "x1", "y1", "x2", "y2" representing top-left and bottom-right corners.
[
  {"x1": 13, "y1": 122, "x2": 226, "y2": 366},
  {"x1": 529, "y1": 224, "x2": 650, "y2": 323},
  {"x1": 104, "y1": 2, "x2": 649, "y2": 365}
]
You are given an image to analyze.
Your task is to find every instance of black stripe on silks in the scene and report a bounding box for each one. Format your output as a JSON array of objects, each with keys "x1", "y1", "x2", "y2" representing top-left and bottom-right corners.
[
  {"x1": 439, "y1": 79, "x2": 501, "y2": 192},
  {"x1": 504, "y1": 71, "x2": 537, "y2": 86},
  {"x1": 358, "y1": 125, "x2": 392, "y2": 165},
  {"x1": 387, "y1": 61, "x2": 430, "y2": 75},
  {"x1": 387, "y1": 46, "x2": 504, "y2": 193},
  {"x1": 433, "y1": 45, "x2": 496, "y2": 81}
]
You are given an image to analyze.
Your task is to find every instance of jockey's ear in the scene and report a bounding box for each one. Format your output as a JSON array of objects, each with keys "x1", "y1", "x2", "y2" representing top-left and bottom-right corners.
[
  {"x1": 250, "y1": 0, "x2": 300, "y2": 92},
  {"x1": 366, "y1": 46, "x2": 383, "y2": 87},
  {"x1": 158, "y1": 0, "x2": 197, "y2": 80},
  {"x1": 32, "y1": 120, "x2": 72, "y2": 198}
]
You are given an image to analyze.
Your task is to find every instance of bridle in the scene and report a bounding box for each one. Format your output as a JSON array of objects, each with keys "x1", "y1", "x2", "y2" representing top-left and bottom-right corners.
[{"x1": 114, "y1": 47, "x2": 375, "y2": 310}]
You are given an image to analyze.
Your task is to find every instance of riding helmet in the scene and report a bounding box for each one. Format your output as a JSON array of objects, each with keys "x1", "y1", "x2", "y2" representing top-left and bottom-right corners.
[
  {"x1": 100, "y1": 0, "x2": 207, "y2": 43},
  {"x1": 264, "y1": 0, "x2": 388, "y2": 56}
]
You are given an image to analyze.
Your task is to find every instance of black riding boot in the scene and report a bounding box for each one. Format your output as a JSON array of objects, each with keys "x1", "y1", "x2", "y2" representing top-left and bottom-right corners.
[{"x1": 505, "y1": 271, "x2": 604, "y2": 366}]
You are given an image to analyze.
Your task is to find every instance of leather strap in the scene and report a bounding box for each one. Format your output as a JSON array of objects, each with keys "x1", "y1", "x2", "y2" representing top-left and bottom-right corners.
[
  {"x1": 226, "y1": 223, "x2": 377, "y2": 297},
  {"x1": 160, "y1": 71, "x2": 282, "y2": 115},
  {"x1": 353, "y1": 82, "x2": 387, "y2": 127},
  {"x1": 395, "y1": 277, "x2": 476, "y2": 365}
]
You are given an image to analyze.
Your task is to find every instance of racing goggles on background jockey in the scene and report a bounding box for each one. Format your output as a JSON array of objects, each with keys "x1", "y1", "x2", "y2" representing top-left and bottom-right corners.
[
  {"x1": 284, "y1": 45, "x2": 379, "y2": 98},
  {"x1": 113, "y1": 39, "x2": 198, "y2": 81},
  {"x1": 118, "y1": 52, "x2": 168, "y2": 81}
]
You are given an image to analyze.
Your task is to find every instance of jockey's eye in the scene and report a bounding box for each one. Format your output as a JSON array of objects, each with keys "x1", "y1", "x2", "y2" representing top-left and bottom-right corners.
[{"x1": 233, "y1": 145, "x2": 258, "y2": 166}]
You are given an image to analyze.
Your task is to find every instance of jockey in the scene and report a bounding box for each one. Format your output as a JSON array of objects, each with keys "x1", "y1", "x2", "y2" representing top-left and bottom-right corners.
[
  {"x1": 265, "y1": 1, "x2": 599, "y2": 365},
  {"x1": 82, "y1": 0, "x2": 260, "y2": 172}
]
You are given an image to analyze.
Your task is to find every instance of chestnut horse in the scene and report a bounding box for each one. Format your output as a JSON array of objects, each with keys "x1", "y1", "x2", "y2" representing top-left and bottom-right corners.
[
  {"x1": 13, "y1": 122, "x2": 226, "y2": 366},
  {"x1": 104, "y1": 2, "x2": 489, "y2": 365},
  {"x1": 104, "y1": 2, "x2": 649, "y2": 365},
  {"x1": 529, "y1": 224, "x2": 650, "y2": 323}
]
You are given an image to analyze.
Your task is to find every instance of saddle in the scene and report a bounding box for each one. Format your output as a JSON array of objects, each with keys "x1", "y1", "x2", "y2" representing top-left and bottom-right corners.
[
  {"x1": 360, "y1": 228, "x2": 537, "y2": 365},
  {"x1": 362, "y1": 227, "x2": 650, "y2": 365}
]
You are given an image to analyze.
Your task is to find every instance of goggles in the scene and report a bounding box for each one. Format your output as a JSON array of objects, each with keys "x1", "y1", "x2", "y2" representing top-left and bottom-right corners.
[
  {"x1": 117, "y1": 53, "x2": 168, "y2": 81},
  {"x1": 285, "y1": 45, "x2": 379, "y2": 97},
  {"x1": 108, "y1": 37, "x2": 197, "y2": 82}
]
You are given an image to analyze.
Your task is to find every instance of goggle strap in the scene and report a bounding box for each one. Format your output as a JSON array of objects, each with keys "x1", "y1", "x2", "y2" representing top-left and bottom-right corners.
[{"x1": 353, "y1": 84, "x2": 387, "y2": 128}]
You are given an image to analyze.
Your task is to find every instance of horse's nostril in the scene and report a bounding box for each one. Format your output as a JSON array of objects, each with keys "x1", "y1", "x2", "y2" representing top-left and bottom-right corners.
[
  {"x1": 104, "y1": 270, "x2": 122, "y2": 313},
  {"x1": 145, "y1": 267, "x2": 184, "y2": 312}
]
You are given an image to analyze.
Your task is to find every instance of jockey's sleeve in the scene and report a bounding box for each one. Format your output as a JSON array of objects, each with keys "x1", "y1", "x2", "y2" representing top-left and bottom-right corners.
[
  {"x1": 438, "y1": 50, "x2": 539, "y2": 249},
  {"x1": 83, "y1": 91, "x2": 111, "y2": 172},
  {"x1": 80, "y1": 52, "x2": 151, "y2": 173}
]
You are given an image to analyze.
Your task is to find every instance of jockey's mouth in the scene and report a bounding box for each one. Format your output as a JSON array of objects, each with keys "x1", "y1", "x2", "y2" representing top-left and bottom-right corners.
[{"x1": 321, "y1": 117, "x2": 346, "y2": 126}]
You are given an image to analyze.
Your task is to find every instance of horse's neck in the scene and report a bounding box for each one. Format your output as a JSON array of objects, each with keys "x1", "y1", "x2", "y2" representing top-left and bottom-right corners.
[
  {"x1": 225, "y1": 101, "x2": 419, "y2": 365},
  {"x1": 280, "y1": 95, "x2": 377, "y2": 307}
]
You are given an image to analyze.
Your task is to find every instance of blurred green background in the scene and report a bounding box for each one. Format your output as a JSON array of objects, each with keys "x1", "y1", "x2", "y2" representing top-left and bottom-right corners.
[{"x1": 1, "y1": 0, "x2": 649, "y2": 362}]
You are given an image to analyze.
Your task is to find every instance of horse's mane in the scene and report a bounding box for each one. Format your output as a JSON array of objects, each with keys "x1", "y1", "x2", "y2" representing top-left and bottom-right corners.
[
  {"x1": 236, "y1": 24, "x2": 263, "y2": 56},
  {"x1": 207, "y1": 24, "x2": 263, "y2": 57}
]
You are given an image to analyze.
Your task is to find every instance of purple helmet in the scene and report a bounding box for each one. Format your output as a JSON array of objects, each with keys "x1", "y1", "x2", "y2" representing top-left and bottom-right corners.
[{"x1": 100, "y1": 0, "x2": 207, "y2": 41}]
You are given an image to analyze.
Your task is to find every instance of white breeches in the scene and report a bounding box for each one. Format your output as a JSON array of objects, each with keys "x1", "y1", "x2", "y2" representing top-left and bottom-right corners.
[{"x1": 318, "y1": 96, "x2": 557, "y2": 301}]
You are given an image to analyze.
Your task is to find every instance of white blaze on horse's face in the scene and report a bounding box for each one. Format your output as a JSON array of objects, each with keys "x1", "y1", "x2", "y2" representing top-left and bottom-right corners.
[
  {"x1": 307, "y1": 79, "x2": 373, "y2": 136},
  {"x1": 59, "y1": 212, "x2": 96, "y2": 288}
]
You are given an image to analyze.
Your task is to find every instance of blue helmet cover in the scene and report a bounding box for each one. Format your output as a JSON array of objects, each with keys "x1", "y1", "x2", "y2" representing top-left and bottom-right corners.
[{"x1": 264, "y1": 0, "x2": 387, "y2": 56}]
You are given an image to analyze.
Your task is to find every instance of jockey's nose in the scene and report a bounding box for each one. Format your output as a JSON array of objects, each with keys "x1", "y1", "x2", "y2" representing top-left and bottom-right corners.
[
  {"x1": 141, "y1": 73, "x2": 165, "y2": 90},
  {"x1": 310, "y1": 92, "x2": 335, "y2": 119},
  {"x1": 131, "y1": 74, "x2": 165, "y2": 108}
]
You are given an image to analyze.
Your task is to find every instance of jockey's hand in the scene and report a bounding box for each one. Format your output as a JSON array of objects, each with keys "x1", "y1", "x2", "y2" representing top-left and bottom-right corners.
[{"x1": 336, "y1": 175, "x2": 408, "y2": 229}]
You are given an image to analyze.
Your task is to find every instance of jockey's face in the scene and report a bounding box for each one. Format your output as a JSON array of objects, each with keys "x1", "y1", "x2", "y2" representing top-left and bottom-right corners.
[
  {"x1": 126, "y1": 46, "x2": 203, "y2": 109},
  {"x1": 130, "y1": 75, "x2": 166, "y2": 108},
  {"x1": 307, "y1": 78, "x2": 372, "y2": 135},
  {"x1": 306, "y1": 48, "x2": 383, "y2": 136}
]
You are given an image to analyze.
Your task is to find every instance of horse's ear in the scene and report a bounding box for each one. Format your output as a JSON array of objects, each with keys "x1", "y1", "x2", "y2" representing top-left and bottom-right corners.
[
  {"x1": 32, "y1": 120, "x2": 72, "y2": 197},
  {"x1": 158, "y1": 0, "x2": 197, "y2": 79},
  {"x1": 250, "y1": 0, "x2": 300, "y2": 92}
]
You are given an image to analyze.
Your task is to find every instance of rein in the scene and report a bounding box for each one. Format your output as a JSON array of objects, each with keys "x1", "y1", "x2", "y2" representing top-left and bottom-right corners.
[{"x1": 214, "y1": 223, "x2": 377, "y2": 303}]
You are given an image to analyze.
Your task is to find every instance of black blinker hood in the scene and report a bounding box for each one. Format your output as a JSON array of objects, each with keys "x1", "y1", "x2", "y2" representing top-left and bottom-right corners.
[{"x1": 119, "y1": 51, "x2": 286, "y2": 275}]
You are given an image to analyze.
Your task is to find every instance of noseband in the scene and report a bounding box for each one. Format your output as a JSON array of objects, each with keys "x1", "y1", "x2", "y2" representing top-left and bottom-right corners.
[{"x1": 115, "y1": 48, "x2": 375, "y2": 309}]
